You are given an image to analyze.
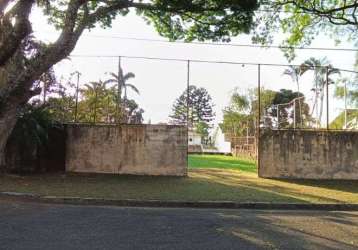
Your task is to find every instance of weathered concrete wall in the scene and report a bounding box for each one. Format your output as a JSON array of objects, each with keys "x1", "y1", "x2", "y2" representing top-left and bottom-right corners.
[
  {"x1": 66, "y1": 124, "x2": 187, "y2": 176},
  {"x1": 259, "y1": 129, "x2": 358, "y2": 180}
]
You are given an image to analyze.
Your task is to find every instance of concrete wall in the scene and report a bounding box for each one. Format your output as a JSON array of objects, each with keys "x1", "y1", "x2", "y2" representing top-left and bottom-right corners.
[
  {"x1": 259, "y1": 129, "x2": 358, "y2": 180},
  {"x1": 66, "y1": 124, "x2": 187, "y2": 176}
]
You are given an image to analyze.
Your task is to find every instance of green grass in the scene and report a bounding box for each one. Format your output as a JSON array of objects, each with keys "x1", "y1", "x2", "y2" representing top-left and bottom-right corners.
[
  {"x1": 188, "y1": 154, "x2": 257, "y2": 173},
  {"x1": 1, "y1": 169, "x2": 357, "y2": 204}
]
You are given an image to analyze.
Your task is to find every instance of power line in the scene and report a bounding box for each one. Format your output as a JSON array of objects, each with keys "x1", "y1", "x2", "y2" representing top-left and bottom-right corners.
[
  {"x1": 34, "y1": 29, "x2": 358, "y2": 52},
  {"x1": 69, "y1": 54, "x2": 358, "y2": 74},
  {"x1": 77, "y1": 34, "x2": 358, "y2": 52}
]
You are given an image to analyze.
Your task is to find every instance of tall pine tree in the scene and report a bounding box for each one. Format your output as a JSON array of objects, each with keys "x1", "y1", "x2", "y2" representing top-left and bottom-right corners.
[{"x1": 170, "y1": 85, "x2": 215, "y2": 128}]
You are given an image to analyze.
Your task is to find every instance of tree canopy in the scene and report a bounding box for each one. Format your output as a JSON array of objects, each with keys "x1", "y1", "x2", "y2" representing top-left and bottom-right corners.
[
  {"x1": 0, "y1": 0, "x2": 259, "y2": 167},
  {"x1": 254, "y1": 1, "x2": 358, "y2": 60},
  {"x1": 221, "y1": 87, "x2": 313, "y2": 138},
  {"x1": 170, "y1": 85, "x2": 215, "y2": 128}
]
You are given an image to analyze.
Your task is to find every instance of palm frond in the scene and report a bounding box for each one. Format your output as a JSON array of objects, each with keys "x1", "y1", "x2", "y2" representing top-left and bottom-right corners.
[
  {"x1": 109, "y1": 72, "x2": 119, "y2": 80},
  {"x1": 123, "y1": 72, "x2": 135, "y2": 82},
  {"x1": 125, "y1": 83, "x2": 140, "y2": 95},
  {"x1": 104, "y1": 79, "x2": 117, "y2": 84}
]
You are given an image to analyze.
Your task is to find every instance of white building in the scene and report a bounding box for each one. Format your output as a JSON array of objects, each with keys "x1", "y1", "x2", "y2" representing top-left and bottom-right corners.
[
  {"x1": 212, "y1": 126, "x2": 231, "y2": 154},
  {"x1": 188, "y1": 130, "x2": 202, "y2": 146}
]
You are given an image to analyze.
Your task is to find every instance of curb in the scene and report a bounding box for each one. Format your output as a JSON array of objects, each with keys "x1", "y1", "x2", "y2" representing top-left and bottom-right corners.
[{"x1": 1, "y1": 192, "x2": 358, "y2": 211}]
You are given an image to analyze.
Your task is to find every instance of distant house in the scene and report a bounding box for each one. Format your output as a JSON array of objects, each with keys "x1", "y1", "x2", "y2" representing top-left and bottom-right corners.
[
  {"x1": 212, "y1": 126, "x2": 231, "y2": 154},
  {"x1": 188, "y1": 129, "x2": 202, "y2": 145},
  {"x1": 188, "y1": 126, "x2": 232, "y2": 154},
  {"x1": 188, "y1": 128, "x2": 203, "y2": 153}
]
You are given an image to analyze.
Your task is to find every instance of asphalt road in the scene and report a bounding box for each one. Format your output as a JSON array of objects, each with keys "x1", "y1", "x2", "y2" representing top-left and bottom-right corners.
[{"x1": 0, "y1": 200, "x2": 357, "y2": 250}]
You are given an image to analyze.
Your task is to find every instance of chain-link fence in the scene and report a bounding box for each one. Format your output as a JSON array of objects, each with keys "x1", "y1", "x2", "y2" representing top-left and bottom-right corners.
[{"x1": 36, "y1": 55, "x2": 358, "y2": 152}]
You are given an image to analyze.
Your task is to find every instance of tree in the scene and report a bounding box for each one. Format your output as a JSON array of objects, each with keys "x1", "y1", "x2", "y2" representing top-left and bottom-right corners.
[
  {"x1": 104, "y1": 59, "x2": 139, "y2": 122},
  {"x1": 221, "y1": 88, "x2": 277, "y2": 137},
  {"x1": 300, "y1": 57, "x2": 340, "y2": 125},
  {"x1": 221, "y1": 91, "x2": 253, "y2": 137},
  {"x1": 333, "y1": 61, "x2": 358, "y2": 128},
  {"x1": 254, "y1": 1, "x2": 358, "y2": 60},
  {"x1": 44, "y1": 75, "x2": 144, "y2": 124},
  {"x1": 0, "y1": 1, "x2": 259, "y2": 167},
  {"x1": 222, "y1": 87, "x2": 312, "y2": 137},
  {"x1": 335, "y1": 54, "x2": 358, "y2": 107},
  {"x1": 79, "y1": 79, "x2": 144, "y2": 124},
  {"x1": 330, "y1": 110, "x2": 358, "y2": 129},
  {"x1": 267, "y1": 89, "x2": 311, "y2": 128},
  {"x1": 80, "y1": 80, "x2": 110, "y2": 123},
  {"x1": 5, "y1": 102, "x2": 62, "y2": 173},
  {"x1": 170, "y1": 85, "x2": 215, "y2": 133},
  {"x1": 283, "y1": 65, "x2": 305, "y2": 126},
  {"x1": 123, "y1": 99, "x2": 144, "y2": 124}
]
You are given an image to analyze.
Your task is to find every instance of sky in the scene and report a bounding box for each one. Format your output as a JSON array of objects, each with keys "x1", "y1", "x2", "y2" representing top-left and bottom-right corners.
[{"x1": 31, "y1": 8, "x2": 358, "y2": 126}]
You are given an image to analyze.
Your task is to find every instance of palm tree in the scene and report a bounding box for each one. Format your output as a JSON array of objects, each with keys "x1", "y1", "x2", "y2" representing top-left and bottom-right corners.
[
  {"x1": 104, "y1": 58, "x2": 139, "y2": 122},
  {"x1": 300, "y1": 57, "x2": 340, "y2": 126},
  {"x1": 283, "y1": 65, "x2": 303, "y2": 127},
  {"x1": 105, "y1": 72, "x2": 139, "y2": 101},
  {"x1": 82, "y1": 80, "x2": 109, "y2": 123}
]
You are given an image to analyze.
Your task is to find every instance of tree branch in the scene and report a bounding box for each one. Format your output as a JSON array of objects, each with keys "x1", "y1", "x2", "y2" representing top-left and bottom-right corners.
[
  {"x1": 0, "y1": 0, "x2": 34, "y2": 66},
  {"x1": 276, "y1": 0, "x2": 358, "y2": 26},
  {"x1": 0, "y1": 0, "x2": 12, "y2": 15}
]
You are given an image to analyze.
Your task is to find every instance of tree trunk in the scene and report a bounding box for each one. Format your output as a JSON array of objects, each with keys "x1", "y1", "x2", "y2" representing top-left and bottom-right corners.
[
  {"x1": 0, "y1": 105, "x2": 18, "y2": 170},
  {"x1": 319, "y1": 90, "x2": 325, "y2": 125}
]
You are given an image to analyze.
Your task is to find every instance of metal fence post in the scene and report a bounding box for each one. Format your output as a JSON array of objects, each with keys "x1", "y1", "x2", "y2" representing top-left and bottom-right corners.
[
  {"x1": 117, "y1": 56, "x2": 121, "y2": 123},
  {"x1": 187, "y1": 60, "x2": 190, "y2": 128},
  {"x1": 277, "y1": 104, "x2": 279, "y2": 129},
  {"x1": 293, "y1": 99, "x2": 296, "y2": 129},
  {"x1": 344, "y1": 81, "x2": 347, "y2": 129},
  {"x1": 186, "y1": 60, "x2": 190, "y2": 170},
  {"x1": 326, "y1": 66, "x2": 329, "y2": 130},
  {"x1": 257, "y1": 64, "x2": 261, "y2": 174}
]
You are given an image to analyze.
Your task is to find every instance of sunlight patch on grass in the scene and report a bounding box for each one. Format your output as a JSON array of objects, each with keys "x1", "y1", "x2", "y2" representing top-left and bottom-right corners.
[{"x1": 188, "y1": 154, "x2": 257, "y2": 173}]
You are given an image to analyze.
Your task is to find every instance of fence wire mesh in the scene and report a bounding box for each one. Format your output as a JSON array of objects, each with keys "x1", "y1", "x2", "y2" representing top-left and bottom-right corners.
[{"x1": 35, "y1": 56, "x2": 358, "y2": 135}]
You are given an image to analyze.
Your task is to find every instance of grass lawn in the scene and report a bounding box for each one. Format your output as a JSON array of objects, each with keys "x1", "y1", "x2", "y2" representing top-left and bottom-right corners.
[
  {"x1": 1, "y1": 168, "x2": 357, "y2": 204},
  {"x1": 188, "y1": 154, "x2": 257, "y2": 173},
  {"x1": 0, "y1": 154, "x2": 357, "y2": 204}
]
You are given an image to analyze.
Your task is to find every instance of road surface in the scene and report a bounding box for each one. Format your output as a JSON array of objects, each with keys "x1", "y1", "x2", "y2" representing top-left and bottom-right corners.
[{"x1": 0, "y1": 199, "x2": 357, "y2": 250}]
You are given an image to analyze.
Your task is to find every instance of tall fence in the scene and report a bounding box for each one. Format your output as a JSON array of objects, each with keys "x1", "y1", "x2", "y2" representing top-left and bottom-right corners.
[{"x1": 35, "y1": 55, "x2": 358, "y2": 158}]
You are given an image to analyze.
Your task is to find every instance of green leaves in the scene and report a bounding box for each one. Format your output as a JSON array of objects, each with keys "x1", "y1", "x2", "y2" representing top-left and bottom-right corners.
[
  {"x1": 254, "y1": 0, "x2": 358, "y2": 61},
  {"x1": 170, "y1": 85, "x2": 215, "y2": 126},
  {"x1": 141, "y1": 0, "x2": 258, "y2": 42},
  {"x1": 37, "y1": 0, "x2": 258, "y2": 42},
  {"x1": 11, "y1": 103, "x2": 61, "y2": 148}
]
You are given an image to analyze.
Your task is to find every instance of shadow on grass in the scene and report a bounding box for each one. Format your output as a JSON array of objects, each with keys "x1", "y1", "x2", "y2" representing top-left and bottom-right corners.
[
  {"x1": 1, "y1": 168, "x2": 357, "y2": 203},
  {"x1": 191, "y1": 169, "x2": 358, "y2": 204},
  {"x1": 0, "y1": 172, "x2": 305, "y2": 203},
  {"x1": 272, "y1": 178, "x2": 358, "y2": 194}
]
